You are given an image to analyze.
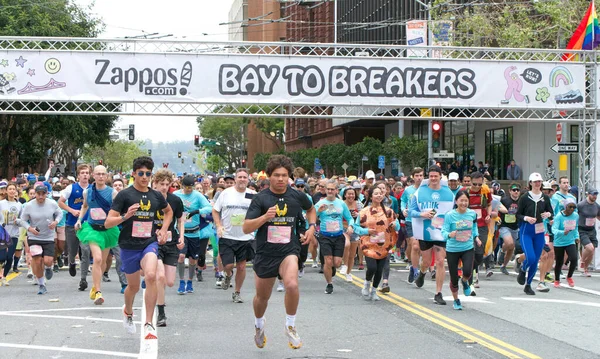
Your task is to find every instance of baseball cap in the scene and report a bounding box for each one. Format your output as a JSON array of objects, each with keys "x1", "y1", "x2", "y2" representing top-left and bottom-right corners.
[
  {"x1": 182, "y1": 175, "x2": 196, "y2": 187},
  {"x1": 542, "y1": 181, "x2": 552, "y2": 190},
  {"x1": 564, "y1": 197, "x2": 577, "y2": 207},
  {"x1": 224, "y1": 174, "x2": 235, "y2": 181},
  {"x1": 448, "y1": 172, "x2": 459, "y2": 181},
  {"x1": 294, "y1": 178, "x2": 305, "y2": 186},
  {"x1": 375, "y1": 173, "x2": 385, "y2": 181},
  {"x1": 0, "y1": 181, "x2": 7, "y2": 189},
  {"x1": 67, "y1": 176, "x2": 75, "y2": 182},
  {"x1": 365, "y1": 170, "x2": 375, "y2": 180},
  {"x1": 52, "y1": 177, "x2": 59, "y2": 184},
  {"x1": 35, "y1": 185, "x2": 48, "y2": 193},
  {"x1": 510, "y1": 183, "x2": 521, "y2": 190},
  {"x1": 528, "y1": 172, "x2": 543, "y2": 182},
  {"x1": 587, "y1": 187, "x2": 598, "y2": 195},
  {"x1": 38, "y1": 176, "x2": 46, "y2": 182},
  {"x1": 27, "y1": 174, "x2": 36, "y2": 183}
]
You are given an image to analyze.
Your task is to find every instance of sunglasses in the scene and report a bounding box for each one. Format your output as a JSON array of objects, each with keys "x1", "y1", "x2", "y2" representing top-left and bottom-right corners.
[
  {"x1": 172, "y1": 185, "x2": 180, "y2": 189},
  {"x1": 296, "y1": 185, "x2": 304, "y2": 188},
  {"x1": 590, "y1": 192, "x2": 599, "y2": 196},
  {"x1": 137, "y1": 171, "x2": 152, "y2": 177},
  {"x1": 511, "y1": 188, "x2": 520, "y2": 192},
  {"x1": 471, "y1": 183, "x2": 482, "y2": 187}
]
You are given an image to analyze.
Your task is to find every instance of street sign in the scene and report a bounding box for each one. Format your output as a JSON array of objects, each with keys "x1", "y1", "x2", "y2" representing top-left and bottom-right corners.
[
  {"x1": 378, "y1": 155, "x2": 385, "y2": 169},
  {"x1": 550, "y1": 143, "x2": 579, "y2": 153},
  {"x1": 341, "y1": 163, "x2": 348, "y2": 170},
  {"x1": 314, "y1": 158, "x2": 322, "y2": 172},
  {"x1": 433, "y1": 152, "x2": 455, "y2": 159},
  {"x1": 556, "y1": 123, "x2": 563, "y2": 143},
  {"x1": 362, "y1": 155, "x2": 368, "y2": 161}
]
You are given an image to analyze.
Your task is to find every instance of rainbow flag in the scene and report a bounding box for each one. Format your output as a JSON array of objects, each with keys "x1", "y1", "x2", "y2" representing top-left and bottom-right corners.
[{"x1": 563, "y1": 2, "x2": 600, "y2": 60}]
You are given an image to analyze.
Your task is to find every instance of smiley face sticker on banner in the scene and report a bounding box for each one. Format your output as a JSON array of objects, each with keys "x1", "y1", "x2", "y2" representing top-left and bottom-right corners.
[{"x1": 44, "y1": 58, "x2": 61, "y2": 74}]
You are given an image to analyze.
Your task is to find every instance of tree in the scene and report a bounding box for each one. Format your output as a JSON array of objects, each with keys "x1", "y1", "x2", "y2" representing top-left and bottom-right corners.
[
  {"x1": 206, "y1": 155, "x2": 228, "y2": 173},
  {"x1": 318, "y1": 143, "x2": 348, "y2": 176},
  {"x1": 383, "y1": 135, "x2": 428, "y2": 171},
  {"x1": 197, "y1": 115, "x2": 246, "y2": 172},
  {"x1": 432, "y1": 0, "x2": 589, "y2": 49},
  {"x1": 82, "y1": 140, "x2": 146, "y2": 173}
]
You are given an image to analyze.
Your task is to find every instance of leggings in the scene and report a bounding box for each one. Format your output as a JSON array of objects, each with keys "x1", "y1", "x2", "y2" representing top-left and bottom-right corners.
[
  {"x1": 554, "y1": 244, "x2": 578, "y2": 279},
  {"x1": 2, "y1": 238, "x2": 18, "y2": 277},
  {"x1": 382, "y1": 253, "x2": 391, "y2": 280},
  {"x1": 473, "y1": 226, "x2": 489, "y2": 272},
  {"x1": 447, "y1": 249, "x2": 474, "y2": 293},
  {"x1": 197, "y1": 238, "x2": 210, "y2": 268},
  {"x1": 365, "y1": 257, "x2": 386, "y2": 288},
  {"x1": 519, "y1": 223, "x2": 546, "y2": 285},
  {"x1": 299, "y1": 243, "x2": 309, "y2": 270}
]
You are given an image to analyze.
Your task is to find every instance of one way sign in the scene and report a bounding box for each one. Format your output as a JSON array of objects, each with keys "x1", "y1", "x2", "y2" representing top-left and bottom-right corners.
[{"x1": 550, "y1": 143, "x2": 579, "y2": 153}]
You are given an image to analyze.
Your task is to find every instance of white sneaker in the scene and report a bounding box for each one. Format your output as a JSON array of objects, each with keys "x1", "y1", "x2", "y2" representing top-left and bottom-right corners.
[
  {"x1": 345, "y1": 274, "x2": 353, "y2": 282},
  {"x1": 0, "y1": 278, "x2": 8, "y2": 286},
  {"x1": 26, "y1": 268, "x2": 33, "y2": 279},
  {"x1": 276, "y1": 280, "x2": 285, "y2": 292},
  {"x1": 340, "y1": 265, "x2": 348, "y2": 275},
  {"x1": 311, "y1": 259, "x2": 319, "y2": 268},
  {"x1": 143, "y1": 323, "x2": 157, "y2": 340},
  {"x1": 361, "y1": 281, "x2": 371, "y2": 297},
  {"x1": 285, "y1": 325, "x2": 303, "y2": 349},
  {"x1": 122, "y1": 305, "x2": 136, "y2": 335}
]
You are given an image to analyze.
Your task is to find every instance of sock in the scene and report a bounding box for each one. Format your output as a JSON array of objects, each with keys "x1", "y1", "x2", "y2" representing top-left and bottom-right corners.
[
  {"x1": 37, "y1": 277, "x2": 45, "y2": 286},
  {"x1": 177, "y1": 262, "x2": 185, "y2": 279},
  {"x1": 255, "y1": 317, "x2": 265, "y2": 329},
  {"x1": 189, "y1": 264, "x2": 195, "y2": 280},
  {"x1": 13, "y1": 256, "x2": 19, "y2": 268},
  {"x1": 285, "y1": 314, "x2": 296, "y2": 328},
  {"x1": 364, "y1": 280, "x2": 370, "y2": 287},
  {"x1": 45, "y1": 265, "x2": 52, "y2": 271},
  {"x1": 157, "y1": 304, "x2": 165, "y2": 316},
  {"x1": 103, "y1": 272, "x2": 108, "y2": 276}
]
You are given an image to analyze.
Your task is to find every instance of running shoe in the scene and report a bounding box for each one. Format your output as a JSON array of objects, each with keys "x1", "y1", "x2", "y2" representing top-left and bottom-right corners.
[
  {"x1": 78, "y1": 279, "x2": 88, "y2": 291},
  {"x1": 157, "y1": 313, "x2": 167, "y2": 327},
  {"x1": 582, "y1": 270, "x2": 592, "y2": 277},
  {"x1": 26, "y1": 268, "x2": 33, "y2": 279},
  {"x1": 298, "y1": 267, "x2": 304, "y2": 278},
  {"x1": 370, "y1": 288, "x2": 380, "y2": 301},
  {"x1": 486, "y1": 269, "x2": 493, "y2": 278},
  {"x1": 536, "y1": 282, "x2": 550, "y2": 293},
  {"x1": 311, "y1": 260, "x2": 319, "y2": 268},
  {"x1": 1, "y1": 277, "x2": 9, "y2": 286},
  {"x1": 177, "y1": 280, "x2": 186, "y2": 295},
  {"x1": 554, "y1": 281, "x2": 560, "y2": 288},
  {"x1": 44, "y1": 267, "x2": 53, "y2": 280},
  {"x1": 196, "y1": 269, "x2": 203, "y2": 282},
  {"x1": 232, "y1": 291, "x2": 243, "y2": 303},
  {"x1": 431, "y1": 269, "x2": 436, "y2": 280},
  {"x1": 37, "y1": 284, "x2": 47, "y2": 295},
  {"x1": 461, "y1": 280, "x2": 471, "y2": 297},
  {"x1": 545, "y1": 273, "x2": 553, "y2": 281},
  {"x1": 325, "y1": 283, "x2": 333, "y2": 294},
  {"x1": 57, "y1": 256, "x2": 64, "y2": 269},
  {"x1": 53, "y1": 264, "x2": 59, "y2": 273},
  {"x1": 340, "y1": 265, "x2": 348, "y2": 275},
  {"x1": 254, "y1": 323, "x2": 267, "y2": 349},
  {"x1": 216, "y1": 276, "x2": 224, "y2": 288},
  {"x1": 122, "y1": 305, "x2": 136, "y2": 335},
  {"x1": 89, "y1": 286, "x2": 97, "y2": 300},
  {"x1": 415, "y1": 271, "x2": 426, "y2": 288},
  {"x1": 94, "y1": 291, "x2": 104, "y2": 305},
  {"x1": 361, "y1": 281, "x2": 371, "y2": 297},
  {"x1": 144, "y1": 323, "x2": 157, "y2": 340},
  {"x1": 380, "y1": 282, "x2": 390, "y2": 293},
  {"x1": 358, "y1": 264, "x2": 364, "y2": 270},
  {"x1": 285, "y1": 326, "x2": 303, "y2": 349},
  {"x1": 186, "y1": 280, "x2": 194, "y2": 293},
  {"x1": 141, "y1": 278, "x2": 146, "y2": 289},
  {"x1": 470, "y1": 287, "x2": 477, "y2": 296},
  {"x1": 222, "y1": 275, "x2": 232, "y2": 291},
  {"x1": 407, "y1": 267, "x2": 416, "y2": 284},
  {"x1": 345, "y1": 274, "x2": 353, "y2": 282},
  {"x1": 121, "y1": 285, "x2": 127, "y2": 294},
  {"x1": 567, "y1": 277, "x2": 575, "y2": 287},
  {"x1": 524, "y1": 284, "x2": 535, "y2": 295},
  {"x1": 500, "y1": 266, "x2": 510, "y2": 275},
  {"x1": 453, "y1": 299, "x2": 463, "y2": 310},
  {"x1": 69, "y1": 263, "x2": 77, "y2": 277},
  {"x1": 517, "y1": 270, "x2": 526, "y2": 285},
  {"x1": 514, "y1": 259, "x2": 522, "y2": 274},
  {"x1": 434, "y1": 292, "x2": 446, "y2": 305},
  {"x1": 103, "y1": 272, "x2": 111, "y2": 282},
  {"x1": 276, "y1": 280, "x2": 285, "y2": 292}
]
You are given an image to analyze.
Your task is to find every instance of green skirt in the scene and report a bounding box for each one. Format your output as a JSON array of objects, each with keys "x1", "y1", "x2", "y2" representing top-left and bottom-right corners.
[{"x1": 78, "y1": 222, "x2": 119, "y2": 250}]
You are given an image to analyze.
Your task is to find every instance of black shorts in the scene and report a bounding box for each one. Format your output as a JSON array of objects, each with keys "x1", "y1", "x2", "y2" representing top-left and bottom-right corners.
[
  {"x1": 579, "y1": 228, "x2": 598, "y2": 248},
  {"x1": 514, "y1": 237, "x2": 523, "y2": 255},
  {"x1": 158, "y1": 244, "x2": 179, "y2": 267},
  {"x1": 219, "y1": 238, "x2": 255, "y2": 266},
  {"x1": 180, "y1": 236, "x2": 201, "y2": 259},
  {"x1": 28, "y1": 240, "x2": 55, "y2": 258},
  {"x1": 419, "y1": 240, "x2": 446, "y2": 251},
  {"x1": 318, "y1": 234, "x2": 345, "y2": 258},
  {"x1": 253, "y1": 253, "x2": 298, "y2": 279}
]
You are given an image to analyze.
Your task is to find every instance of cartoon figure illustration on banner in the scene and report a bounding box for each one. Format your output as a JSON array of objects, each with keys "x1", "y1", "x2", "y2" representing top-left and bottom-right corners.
[
  {"x1": 0, "y1": 72, "x2": 17, "y2": 95},
  {"x1": 501, "y1": 66, "x2": 529, "y2": 104}
]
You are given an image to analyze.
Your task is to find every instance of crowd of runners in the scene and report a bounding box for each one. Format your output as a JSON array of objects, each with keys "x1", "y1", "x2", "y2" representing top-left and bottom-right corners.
[{"x1": 0, "y1": 154, "x2": 598, "y2": 349}]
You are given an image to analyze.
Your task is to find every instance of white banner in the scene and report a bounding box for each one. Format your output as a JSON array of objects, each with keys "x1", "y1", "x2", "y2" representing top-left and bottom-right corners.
[{"x1": 0, "y1": 51, "x2": 586, "y2": 109}]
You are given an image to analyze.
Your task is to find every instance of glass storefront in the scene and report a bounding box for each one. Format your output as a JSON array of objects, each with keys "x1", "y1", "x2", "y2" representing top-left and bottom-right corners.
[
  {"x1": 444, "y1": 120, "x2": 475, "y2": 170},
  {"x1": 485, "y1": 127, "x2": 513, "y2": 180}
]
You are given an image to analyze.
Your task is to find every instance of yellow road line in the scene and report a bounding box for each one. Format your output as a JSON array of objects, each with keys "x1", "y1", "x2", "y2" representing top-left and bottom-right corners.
[
  {"x1": 0, "y1": 272, "x2": 21, "y2": 286},
  {"x1": 337, "y1": 272, "x2": 540, "y2": 359}
]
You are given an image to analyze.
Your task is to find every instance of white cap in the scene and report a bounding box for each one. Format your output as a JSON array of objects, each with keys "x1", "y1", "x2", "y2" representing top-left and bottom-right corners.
[
  {"x1": 365, "y1": 170, "x2": 375, "y2": 180},
  {"x1": 448, "y1": 172, "x2": 459, "y2": 181},
  {"x1": 52, "y1": 177, "x2": 59, "y2": 184},
  {"x1": 528, "y1": 172, "x2": 543, "y2": 182},
  {"x1": 67, "y1": 176, "x2": 75, "y2": 182}
]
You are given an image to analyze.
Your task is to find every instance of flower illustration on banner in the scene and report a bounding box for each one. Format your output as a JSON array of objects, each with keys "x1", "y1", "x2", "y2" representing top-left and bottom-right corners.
[
  {"x1": 535, "y1": 87, "x2": 550, "y2": 103},
  {"x1": 0, "y1": 59, "x2": 8, "y2": 67},
  {"x1": 27, "y1": 69, "x2": 35, "y2": 77}
]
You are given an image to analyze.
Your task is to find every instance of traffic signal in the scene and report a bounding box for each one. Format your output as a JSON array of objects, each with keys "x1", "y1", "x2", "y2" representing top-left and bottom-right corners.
[
  {"x1": 177, "y1": 152, "x2": 182, "y2": 158},
  {"x1": 98, "y1": 159, "x2": 103, "y2": 165},
  {"x1": 148, "y1": 149, "x2": 152, "y2": 156},
  {"x1": 432, "y1": 121, "x2": 442, "y2": 149},
  {"x1": 128, "y1": 124, "x2": 135, "y2": 141},
  {"x1": 181, "y1": 158, "x2": 184, "y2": 164},
  {"x1": 241, "y1": 159, "x2": 246, "y2": 167},
  {"x1": 194, "y1": 135, "x2": 200, "y2": 146}
]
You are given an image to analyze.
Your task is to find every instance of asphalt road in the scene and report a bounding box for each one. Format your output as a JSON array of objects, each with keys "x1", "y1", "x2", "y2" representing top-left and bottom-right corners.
[{"x1": 0, "y1": 258, "x2": 599, "y2": 359}]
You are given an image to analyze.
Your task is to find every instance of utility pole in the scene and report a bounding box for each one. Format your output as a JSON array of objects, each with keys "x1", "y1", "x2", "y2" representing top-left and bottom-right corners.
[{"x1": 415, "y1": 0, "x2": 434, "y2": 166}]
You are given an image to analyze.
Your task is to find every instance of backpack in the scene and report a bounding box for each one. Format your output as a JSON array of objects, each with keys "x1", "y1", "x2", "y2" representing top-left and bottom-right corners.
[{"x1": 0, "y1": 225, "x2": 12, "y2": 250}]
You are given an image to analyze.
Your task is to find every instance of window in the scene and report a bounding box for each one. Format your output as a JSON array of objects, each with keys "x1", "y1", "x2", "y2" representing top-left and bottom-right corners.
[
  {"x1": 411, "y1": 120, "x2": 428, "y2": 141},
  {"x1": 444, "y1": 121, "x2": 475, "y2": 170},
  {"x1": 485, "y1": 127, "x2": 513, "y2": 180}
]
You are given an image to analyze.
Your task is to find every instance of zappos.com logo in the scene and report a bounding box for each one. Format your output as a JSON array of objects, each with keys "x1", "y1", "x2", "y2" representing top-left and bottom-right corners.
[
  {"x1": 431, "y1": 192, "x2": 440, "y2": 201},
  {"x1": 95, "y1": 60, "x2": 192, "y2": 96}
]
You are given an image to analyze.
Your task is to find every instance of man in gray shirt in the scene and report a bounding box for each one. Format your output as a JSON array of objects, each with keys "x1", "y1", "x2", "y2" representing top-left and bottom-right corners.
[
  {"x1": 577, "y1": 187, "x2": 600, "y2": 277},
  {"x1": 17, "y1": 185, "x2": 63, "y2": 295}
]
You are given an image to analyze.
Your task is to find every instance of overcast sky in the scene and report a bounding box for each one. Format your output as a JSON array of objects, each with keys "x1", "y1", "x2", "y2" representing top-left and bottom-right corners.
[{"x1": 76, "y1": 0, "x2": 234, "y2": 142}]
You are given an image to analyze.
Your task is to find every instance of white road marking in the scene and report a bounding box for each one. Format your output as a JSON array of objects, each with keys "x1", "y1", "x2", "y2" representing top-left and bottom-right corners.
[
  {"x1": 506, "y1": 271, "x2": 600, "y2": 297},
  {"x1": 0, "y1": 307, "x2": 141, "y2": 314},
  {"x1": 502, "y1": 297, "x2": 600, "y2": 308},
  {"x1": 0, "y1": 312, "x2": 141, "y2": 324},
  {"x1": 441, "y1": 295, "x2": 495, "y2": 304},
  {"x1": 0, "y1": 342, "x2": 138, "y2": 357}
]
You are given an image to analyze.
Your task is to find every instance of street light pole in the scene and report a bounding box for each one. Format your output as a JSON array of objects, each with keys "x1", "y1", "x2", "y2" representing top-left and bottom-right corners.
[{"x1": 415, "y1": 0, "x2": 434, "y2": 165}]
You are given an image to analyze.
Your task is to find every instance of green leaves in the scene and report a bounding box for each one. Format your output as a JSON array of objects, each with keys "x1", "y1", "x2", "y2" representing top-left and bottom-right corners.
[{"x1": 82, "y1": 140, "x2": 146, "y2": 173}]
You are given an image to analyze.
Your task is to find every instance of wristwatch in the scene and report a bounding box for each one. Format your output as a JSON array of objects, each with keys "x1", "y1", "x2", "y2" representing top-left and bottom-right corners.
[
  {"x1": 121, "y1": 214, "x2": 126, "y2": 222},
  {"x1": 308, "y1": 223, "x2": 317, "y2": 229}
]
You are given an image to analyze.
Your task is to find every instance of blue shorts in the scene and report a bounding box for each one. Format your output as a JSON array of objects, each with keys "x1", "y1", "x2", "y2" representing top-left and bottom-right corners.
[{"x1": 120, "y1": 242, "x2": 158, "y2": 275}]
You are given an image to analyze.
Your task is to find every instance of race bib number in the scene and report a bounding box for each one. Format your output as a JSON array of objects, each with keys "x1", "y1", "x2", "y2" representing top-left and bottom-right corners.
[
  {"x1": 456, "y1": 230, "x2": 472, "y2": 242},
  {"x1": 231, "y1": 214, "x2": 245, "y2": 227},
  {"x1": 586, "y1": 218, "x2": 596, "y2": 227},
  {"x1": 505, "y1": 214, "x2": 516, "y2": 224},
  {"x1": 132, "y1": 221, "x2": 152, "y2": 238},
  {"x1": 535, "y1": 222, "x2": 545, "y2": 234},
  {"x1": 30, "y1": 245, "x2": 43, "y2": 256},
  {"x1": 432, "y1": 216, "x2": 444, "y2": 229},
  {"x1": 89, "y1": 208, "x2": 107, "y2": 221},
  {"x1": 369, "y1": 232, "x2": 386, "y2": 243},
  {"x1": 564, "y1": 220, "x2": 576, "y2": 231},
  {"x1": 474, "y1": 208, "x2": 482, "y2": 219},
  {"x1": 267, "y1": 226, "x2": 291, "y2": 244},
  {"x1": 326, "y1": 221, "x2": 341, "y2": 233},
  {"x1": 167, "y1": 231, "x2": 172, "y2": 242}
]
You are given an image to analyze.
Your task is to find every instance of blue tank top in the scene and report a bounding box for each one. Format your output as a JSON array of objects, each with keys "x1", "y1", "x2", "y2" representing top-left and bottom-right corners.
[
  {"x1": 85, "y1": 186, "x2": 114, "y2": 226},
  {"x1": 66, "y1": 183, "x2": 87, "y2": 226}
]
